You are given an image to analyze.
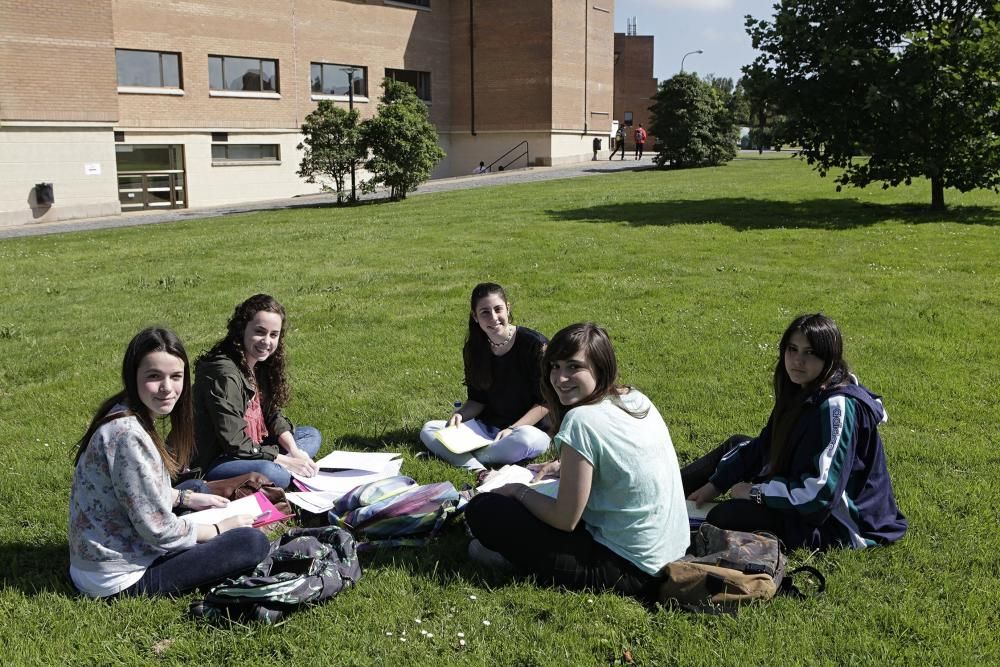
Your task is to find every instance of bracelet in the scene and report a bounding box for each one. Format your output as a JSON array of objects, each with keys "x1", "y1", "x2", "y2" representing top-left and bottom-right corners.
[
  {"x1": 179, "y1": 489, "x2": 192, "y2": 509},
  {"x1": 213, "y1": 523, "x2": 220, "y2": 536},
  {"x1": 516, "y1": 486, "x2": 530, "y2": 503}
]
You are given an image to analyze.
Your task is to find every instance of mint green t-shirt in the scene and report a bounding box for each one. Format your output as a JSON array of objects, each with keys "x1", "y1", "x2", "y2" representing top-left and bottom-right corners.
[{"x1": 555, "y1": 390, "x2": 689, "y2": 574}]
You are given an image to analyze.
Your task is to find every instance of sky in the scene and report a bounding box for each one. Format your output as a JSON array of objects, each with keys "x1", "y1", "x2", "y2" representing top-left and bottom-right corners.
[{"x1": 614, "y1": 0, "x2": 779, "y2": 83}]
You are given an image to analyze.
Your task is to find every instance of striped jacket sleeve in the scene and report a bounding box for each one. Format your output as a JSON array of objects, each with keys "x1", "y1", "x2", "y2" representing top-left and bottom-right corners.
[{"x1": 760, "y1": 395, "x2": 858, "y2": 522}]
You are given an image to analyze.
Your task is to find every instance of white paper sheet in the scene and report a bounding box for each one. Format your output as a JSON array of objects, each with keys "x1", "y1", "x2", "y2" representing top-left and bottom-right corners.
[
  {"x1": 314, "y1": 450, "x2": 402, "y2": 473},
  {"x1": 293, "y1": 457, "x2": 403, "y2": 495},
  {"x1": 286, "y1": 491, "x2": 340, "y2": 514},
  {"x1": 184, "y1": 494, "x2": 263, "y2": 525},
  {"x1": 478, "y1": 464, "x2": 560, "y2": 499}
]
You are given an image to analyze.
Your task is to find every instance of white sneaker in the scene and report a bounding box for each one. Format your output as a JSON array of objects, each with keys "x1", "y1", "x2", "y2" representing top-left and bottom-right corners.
[{"x1": 467, "y1": 539, "x2": 513, "y2": 571}]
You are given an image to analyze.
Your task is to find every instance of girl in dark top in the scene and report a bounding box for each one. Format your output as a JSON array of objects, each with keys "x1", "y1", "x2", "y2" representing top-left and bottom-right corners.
[
  {"x1": 193, "y1": 294, "x2": 321, "y2": 489},
  {"x1": 420, "y1": 282, "x2": 550, "y2": 472},
  {"x1": 685, "y1": 313, "x2": 908, "y2": 549}
]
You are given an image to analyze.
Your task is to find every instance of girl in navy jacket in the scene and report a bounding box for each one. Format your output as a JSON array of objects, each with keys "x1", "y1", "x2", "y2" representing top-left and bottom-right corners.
[{"x1": 685, "y1": 314, "x2": 907, "y2": 549}]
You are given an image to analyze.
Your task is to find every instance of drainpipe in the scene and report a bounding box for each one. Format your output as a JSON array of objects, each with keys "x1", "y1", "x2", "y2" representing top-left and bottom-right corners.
[
  {"x1": 583, "y1": 0, "x2": 588, "y2": 135},
  {"x1": 470, "y1": 0, "x2": 476, "y2": 135}
]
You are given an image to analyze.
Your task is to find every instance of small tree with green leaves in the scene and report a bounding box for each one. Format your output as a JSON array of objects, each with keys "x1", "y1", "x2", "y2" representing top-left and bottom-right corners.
[
  {"x1": 360, "y1": 78, "x2": 445, "y2": 201},
  {"x1": 649, "y1": 73, "x2": 738, "y2": 169},
  {"x1": 297, "y1": 100, "x2": 363, "y2": 203}
]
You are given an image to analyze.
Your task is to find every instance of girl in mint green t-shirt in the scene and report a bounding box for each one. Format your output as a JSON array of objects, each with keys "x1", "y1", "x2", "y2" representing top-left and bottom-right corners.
[{"x1": 464, "y1": 322, "x2": 689, "y2": 603}]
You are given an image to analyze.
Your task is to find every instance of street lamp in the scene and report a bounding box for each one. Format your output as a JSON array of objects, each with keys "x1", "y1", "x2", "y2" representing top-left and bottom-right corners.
[
  {"x1": 680, "y1": 49, "x2": 704, "y2": 73},
  {"x1": 341, "y1": 66, "x2": 359, "y2": 203}
]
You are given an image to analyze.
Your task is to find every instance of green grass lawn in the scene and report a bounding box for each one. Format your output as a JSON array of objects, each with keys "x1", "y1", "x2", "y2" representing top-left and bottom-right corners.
[{"x1": 1, "y1": 156, "x2": 998, "y2": 665}]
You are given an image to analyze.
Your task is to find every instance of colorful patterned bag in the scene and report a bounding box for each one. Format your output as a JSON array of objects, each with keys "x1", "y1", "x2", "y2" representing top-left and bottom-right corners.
[
  {"x1": 330, "y1": 475, "x2": 461, "y2": 550},
  {"x1": 190, "y1": 526, "x2": 361, "y2": 625}
]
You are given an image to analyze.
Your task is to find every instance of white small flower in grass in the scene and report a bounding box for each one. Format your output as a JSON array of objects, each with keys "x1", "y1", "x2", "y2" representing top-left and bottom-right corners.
[
  {"x1": 400, "y1": 638, "x2": 407, "y2": 642},
  {"x1": 427, "y1": 633, "x2": 434, "y2": 638},
  {"x1": 482, "y1": 620, "x2": 491, "y2": 626},
  {"x1": 469, "y1": 595, "x2": 477, "y2": 600},
  {"x1": 457, "y1": 632, "x2": 465, "y2": 638},
  {"x1": 414, "y1": 618, "x2": 422, "y2": 624},
  {"x1": 385, "y1": 632, "x2": 393, "y2": 636},
  {"x1": 587, "y1": 598, "x2": 594, "y2": 604},
  {"x1": 420, "y1": 630, "x2": 427, "y2": 636},
  {"x1": 460, "y1": 639, "x2": 467, "y2": 647}
]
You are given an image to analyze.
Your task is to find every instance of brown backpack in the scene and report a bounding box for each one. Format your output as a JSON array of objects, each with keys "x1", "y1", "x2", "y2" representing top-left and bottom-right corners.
[{"x1": 658, "y1": 523, "x2": 824, "y2": 613}]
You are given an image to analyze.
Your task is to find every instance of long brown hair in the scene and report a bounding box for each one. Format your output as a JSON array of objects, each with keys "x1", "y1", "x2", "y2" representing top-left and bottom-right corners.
[
  {"x1": 768, "y1": 313, "x2": 851, "y2": 474},
  {"x1": 462, "y1": 282, "x2": 510, "y2": 391},
  {"x1": 540, "y1": 322, "x2": 647, "y2": 435},
  {"x1": 199, "y1": 294, "x2": 290, "y2": 408},
  {"x1": 74, "y1": 327, "x2": 194, "y2": 477}
]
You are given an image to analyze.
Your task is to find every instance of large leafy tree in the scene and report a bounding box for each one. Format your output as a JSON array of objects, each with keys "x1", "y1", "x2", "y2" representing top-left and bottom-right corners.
[
  {"x1": 360, "y1": 78, "x2": 445, "y2": 201},
  {"x1": 649, "y1": 73, "x2": 738, "y2": 169},
  {"x1": 297, "y1": 101, "x2": 363, "y2": 204},
  {"x1": 747, "y1": 0, "x2": 1000, "y2": 209}
]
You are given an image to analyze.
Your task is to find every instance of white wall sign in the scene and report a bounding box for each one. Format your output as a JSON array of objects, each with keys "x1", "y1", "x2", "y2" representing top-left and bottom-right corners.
[{"x1": 84, "y1": 163, "x2": 102, "y2": 176}]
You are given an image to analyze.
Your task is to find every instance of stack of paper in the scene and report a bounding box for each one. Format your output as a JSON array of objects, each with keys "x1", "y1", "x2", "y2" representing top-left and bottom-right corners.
[
  {"x1": 185, "y1": 490, "x2": 291, "y2": 528},
  {"x1": 434, "y1": 420, "x2": 492, "y2": 454},
  {"x1": 287, "y1": 450, "x2": 403, "y2": 512}
]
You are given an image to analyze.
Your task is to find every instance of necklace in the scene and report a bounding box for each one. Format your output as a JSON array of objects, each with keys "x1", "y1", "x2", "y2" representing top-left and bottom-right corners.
[{"x1": 489, "y1": 325, "x2": 515, "y2": 349}]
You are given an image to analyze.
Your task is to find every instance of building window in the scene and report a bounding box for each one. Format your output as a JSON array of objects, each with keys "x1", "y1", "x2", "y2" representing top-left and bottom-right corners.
[
  {"x1": 212, "y1": 144, "x2": 280, "y2": 163},
  {"x1": 385, "y1": 68, "x2": 431, "y2": 102},
  {"x1": 311, "y1": 63, "x2": 368, "y2": 97},
  {"x1": 116, "y1": 49, "x2": 181, "y2": 88},
  {"x1": 209, "y1": 55, "x2": 278, "y2": 92},
  {"x1": 624, "y1": 111, "x2": 634, "y2": 127},
  {"x1": 387, "y1": 0, "x2": 430, "y2": 7}
]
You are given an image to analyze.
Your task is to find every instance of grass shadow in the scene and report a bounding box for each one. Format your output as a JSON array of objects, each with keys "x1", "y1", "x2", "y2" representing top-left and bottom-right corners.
[
  {"x1": 0, "y1": 542, "x2": 76, "y2": 596},
  {"x1": 335, "y1": 428, "x2": 422, "y2": 455},
  {"x1": 547, "y1": 198, "x2": 999, "y2": 231}
]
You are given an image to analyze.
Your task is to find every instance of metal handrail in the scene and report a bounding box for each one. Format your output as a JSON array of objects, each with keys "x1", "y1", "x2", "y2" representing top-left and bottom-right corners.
[{"x1": 486, "y1": 140, "x2": 529, "y2": 172}]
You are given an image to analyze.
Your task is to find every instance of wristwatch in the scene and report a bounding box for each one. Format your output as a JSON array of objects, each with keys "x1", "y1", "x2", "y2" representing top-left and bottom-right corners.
[{"x1": 749, "y1": 484, "x2": 763, "y2": 505}]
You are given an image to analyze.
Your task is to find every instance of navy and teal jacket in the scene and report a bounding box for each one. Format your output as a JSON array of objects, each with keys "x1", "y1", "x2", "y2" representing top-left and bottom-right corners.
[{"x1": 710, "y1": 381, "x2": 908, "y2": 549}]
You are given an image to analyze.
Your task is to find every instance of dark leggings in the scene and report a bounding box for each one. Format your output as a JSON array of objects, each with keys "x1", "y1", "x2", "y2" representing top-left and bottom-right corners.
[
  {"x1": 120, "y1": 527, "x2": 270, "y2": 597},
  {"x1": 464, "y1": 492, "x2": 658, "y2": 604}
]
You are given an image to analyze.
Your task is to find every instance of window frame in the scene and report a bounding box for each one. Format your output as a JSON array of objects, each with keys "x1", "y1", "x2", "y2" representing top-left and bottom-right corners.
[
  {"x1": 211, "y1": 143, "x2": 281, "y2": 166},
  {"x1": 208, "y1": 54, "x2": 280, "y2": 97},
  {"x1": 115, "y1": 48, "x2": 183, "y2": 94},
  {"x1": 310, "y1": 63, "x2": 369, "y2": 101},
  {"x1": 384, "y1": 0, "x2": 431, "y2": 9},
  {"x1": 385, "y1": 68, "x2": 432, "y2": 102}
]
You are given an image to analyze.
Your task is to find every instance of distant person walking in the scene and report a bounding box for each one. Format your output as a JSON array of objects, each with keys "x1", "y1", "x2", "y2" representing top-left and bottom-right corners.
[
  {"x1": 633, "y1": 125, "x2": 647, "y2": 160},
  {"x1": 608, "y1": 126, "x2": 627, "y2": 160},
  {"x1": 473, "y1": 161, "x2": 488, "y2": 174}
]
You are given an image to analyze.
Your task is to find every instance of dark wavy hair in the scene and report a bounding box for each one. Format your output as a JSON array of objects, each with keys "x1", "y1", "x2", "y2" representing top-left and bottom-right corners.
[
  {"x1": 774, "y1": 313, "x2": 850, "y2": 398},
  {"x1": 75, "y1": 327, "x2": 194, "y2": 477},
  {"x1": 540, "y1": 322, "x2": 646, "y2": 435},
  {"x1": 199, "y1": 294, "x2": 290, "y2": 408},
  {"x1": 462, "y1": 282, "x2": 511, "y2": 391},
  {"x1": 767, "y1": 313, "x2": 851, "y2": 474}
]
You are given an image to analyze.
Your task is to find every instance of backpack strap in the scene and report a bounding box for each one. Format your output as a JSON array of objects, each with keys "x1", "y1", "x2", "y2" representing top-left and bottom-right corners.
[{"x1": 778, "y1": 565, "x2": 826, "y2": 599}]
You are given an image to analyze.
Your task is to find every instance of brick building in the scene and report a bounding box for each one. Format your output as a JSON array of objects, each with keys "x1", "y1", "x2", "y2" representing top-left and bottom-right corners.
[
  {"x1": 613, "y1": 31, "x2": 658, "y2": 152},
  {"x1": 0, "y1": 0, "x2": 615, "y2": 227}
]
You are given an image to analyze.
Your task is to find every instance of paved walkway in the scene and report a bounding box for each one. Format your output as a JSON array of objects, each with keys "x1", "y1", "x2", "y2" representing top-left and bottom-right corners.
[{"x1": 0, "y1": 155, "x2": 656, "y2": 240}]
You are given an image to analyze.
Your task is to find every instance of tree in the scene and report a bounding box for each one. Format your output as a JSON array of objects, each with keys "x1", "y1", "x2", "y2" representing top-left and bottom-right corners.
[
  {"x1": 297, "y1": 101, "x2": 363, "y2": 204},
  {"x1": 649, "y1": 73, "x2": 738, "y2": 169},
  {"x1": 747, "y1": 1, "x2": 1000, "y2": 209},
  {"x1": 739, "y1": 68, "x2": 788, "y2": 153},
  {"x1": 360, "y1": 78, "x2": 445, "y2": 200}
]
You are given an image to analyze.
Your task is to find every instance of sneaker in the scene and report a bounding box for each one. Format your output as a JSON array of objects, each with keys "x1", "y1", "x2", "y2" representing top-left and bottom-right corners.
[{"x1": 468, "y1": 539, "x2": 514, "y2": 571}]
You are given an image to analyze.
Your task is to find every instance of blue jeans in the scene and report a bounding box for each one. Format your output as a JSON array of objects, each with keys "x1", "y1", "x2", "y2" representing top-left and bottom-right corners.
[
  {"x1": 419, "y1": 420, "x2": 550, "y2": 472},
  {"x1": 120, "y1": 527, "x2": 270, "y2": 597},
  {"x1": 204, "y1": 425, "x2": 322, "y2": 489}
]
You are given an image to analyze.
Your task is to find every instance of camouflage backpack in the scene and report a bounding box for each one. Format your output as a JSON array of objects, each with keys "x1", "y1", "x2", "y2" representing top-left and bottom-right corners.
[
  {"x1": 190, "y1": 526, "x2": 361, "y2": 625},
  {"x1": 657, "y1": 523, "x2": 825, "y2": 613}
]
